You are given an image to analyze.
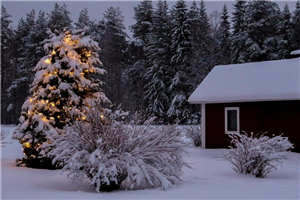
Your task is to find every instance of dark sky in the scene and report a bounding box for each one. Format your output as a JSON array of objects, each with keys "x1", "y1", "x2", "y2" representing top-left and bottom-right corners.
[{"x1": 2, "y1": 1, "x2": 297, "y2": 38}]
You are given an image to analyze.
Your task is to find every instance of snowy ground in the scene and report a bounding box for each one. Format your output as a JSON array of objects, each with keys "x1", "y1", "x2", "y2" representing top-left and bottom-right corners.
[{"x1": 1, "y1": 125, "x2": 300, "y2": 200}]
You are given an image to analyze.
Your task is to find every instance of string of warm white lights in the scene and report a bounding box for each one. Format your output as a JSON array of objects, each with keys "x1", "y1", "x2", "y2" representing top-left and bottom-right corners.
[{"x1": 20, "y1": 32, "x2": 101, "y2": 152}]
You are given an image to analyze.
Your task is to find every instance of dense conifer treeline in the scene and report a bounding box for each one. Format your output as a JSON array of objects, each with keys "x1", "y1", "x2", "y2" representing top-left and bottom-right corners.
[{"x1": 2, "y1": 1, "x2": 300, "y2": 124}]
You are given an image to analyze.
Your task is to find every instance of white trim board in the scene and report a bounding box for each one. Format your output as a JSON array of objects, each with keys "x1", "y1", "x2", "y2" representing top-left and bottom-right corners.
[
  {"x1": 224, "y1": 107, "x2": 240, "y2": 133},
  {"x1": 201, "y1": 104, "x2": 206, "y2": 148}
]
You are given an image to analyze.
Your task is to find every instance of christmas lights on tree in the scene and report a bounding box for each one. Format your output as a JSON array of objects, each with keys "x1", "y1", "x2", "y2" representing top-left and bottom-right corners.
[{"x1": 13, "y1": 29, "x2": 109, "y2": 169}]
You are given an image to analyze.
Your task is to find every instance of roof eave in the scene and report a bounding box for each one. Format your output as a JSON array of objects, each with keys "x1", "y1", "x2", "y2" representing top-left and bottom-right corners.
[{"x1": 189, "y1": 98, "x2": 300, "y2": 104}]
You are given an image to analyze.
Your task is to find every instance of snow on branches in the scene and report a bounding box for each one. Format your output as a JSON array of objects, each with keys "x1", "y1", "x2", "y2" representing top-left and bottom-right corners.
[
  {"x1": 13, "y1": 29, "x2": 109, "y2": 168},
  {"x1": 51, "y1": 105, "x2": 187, "y2": 192},
  {"x1": 225, "y1": 132, "x2": 293, "y2": 178}
]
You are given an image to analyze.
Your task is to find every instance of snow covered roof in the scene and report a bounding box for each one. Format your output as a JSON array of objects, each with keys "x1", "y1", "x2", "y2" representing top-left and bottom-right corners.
[{"x1": 189, "y1": 58, "x2": 300, "y2": 104}]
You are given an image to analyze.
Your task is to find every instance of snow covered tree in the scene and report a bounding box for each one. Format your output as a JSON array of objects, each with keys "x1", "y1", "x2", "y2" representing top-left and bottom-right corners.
[
  {"x1": 101, "y1": 7, "x2": 128, "y2": 105},
  {"x1": 216, "y1": 5, "x2": 231, "y2": 65},
  {"x1": 144, "y1": 0, "x2": 171, "y2": 122},
  {"x1": 291, "y1": 0, "x2": 300, "y2": 51},
  {"x1": 168, "y1": 0, "x2": 193, "y2": 124},
  {"x1": 75, "y1": 8, "x2": 91, "y2": 30},
  {"x1": 197, "y1": 0, "x2": 212, "y2": 52},
  {"x1": 188, "y1": 1, "x2": 201, "y2": 48},
  {"x1": 278, "y1": 4, "x2": 292, "y2": 58},
  {"x1": 6, "y1": 10, "x2": 39, "y2": 123},
  {"x1": 128, "y1": 0, "x2": 153, "y2": 116},
  {"x1": 243, "y1": 0, "x2": 283, "y2": 62},
  {"x1": 232, "y1": 0, "x2": 247, "y2": 35},
  {"x1": 13, "y1": 29, "x2": 109, "y2": 169},
  {"x1": 122, "y1": 58, "x2": 146, "y2": 112},
  {"x1": 231, "y1": 0, "x2": 248, "y2": 63},
  {"x1": 8, "y1": 11, "x2": 49, "y2": 121},
  {"x1": 1, "y1": 6, "x2": 16, "y2": 124},
  {"x1": 190, "y1": 0, "x2": 216, "y2": 84},
  {"x1": 188, "y1": 1, "x2": 202, "y2": 77},
  {"x1": 131, "y1": 0, "x2": 153, "y2": 46},
  {"x1": 48, "y1": 3, "x2": 72, "y2": 33}
]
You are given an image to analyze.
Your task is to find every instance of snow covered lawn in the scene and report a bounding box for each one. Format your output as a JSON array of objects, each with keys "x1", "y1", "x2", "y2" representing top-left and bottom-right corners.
[{"x1": 1, "y1": 125, "x2": 300, "y2": 200}]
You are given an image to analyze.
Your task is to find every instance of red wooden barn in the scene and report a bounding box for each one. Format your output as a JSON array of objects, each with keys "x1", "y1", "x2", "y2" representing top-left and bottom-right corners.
[{"x1": 188, "y1": 58, "x2": 300, "y2": 152}]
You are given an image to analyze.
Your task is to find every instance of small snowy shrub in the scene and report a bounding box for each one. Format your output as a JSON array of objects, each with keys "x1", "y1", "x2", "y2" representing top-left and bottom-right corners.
[
  {"x1": 225, "y1": 132, "x2": 293, "y2": 178},
  {"x1": 51, "y1": 107, "x2": 187, "y2": 192}
]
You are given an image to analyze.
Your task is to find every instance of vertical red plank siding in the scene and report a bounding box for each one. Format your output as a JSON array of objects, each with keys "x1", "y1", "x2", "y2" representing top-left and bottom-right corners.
[{"x1": 205, "y1": 101, "x2": 300, "y2": 152}]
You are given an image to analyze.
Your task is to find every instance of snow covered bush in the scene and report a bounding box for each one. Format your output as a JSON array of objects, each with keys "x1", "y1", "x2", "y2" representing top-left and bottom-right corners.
[
  {"x1": 225, "y1": 132, "x2": 293, "y2": 178},
  {"x1": 51, "y1": 106, "x2": 187, "y2": 192}
]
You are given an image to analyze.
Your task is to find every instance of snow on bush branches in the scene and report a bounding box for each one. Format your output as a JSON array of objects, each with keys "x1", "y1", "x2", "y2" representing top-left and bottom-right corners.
[
  {"x1": 225, "y1": 132, "x2": 293, "y2": 178},
  {"x1": 51, "y1": 106, "x2": 187, "y2": 192}
]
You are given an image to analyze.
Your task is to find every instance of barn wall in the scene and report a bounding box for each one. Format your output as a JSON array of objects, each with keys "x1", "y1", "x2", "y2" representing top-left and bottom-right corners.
[{"x1": 205, "y1": 101, "x2": 300, "y2": 152}]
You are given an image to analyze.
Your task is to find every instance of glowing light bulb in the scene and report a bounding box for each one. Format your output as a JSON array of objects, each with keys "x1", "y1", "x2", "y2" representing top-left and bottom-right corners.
[
  {"x1": 23, "y1": 142, "x2": 31, "y2": 148},
  {"x1": 50, "y1": 117, "x2": 55, "y2": 120},
  {"x1": 42, "y1": 116, "x2": 48, "y2": 122},
  {"x1": 44, "y1": 58, "x2": 51, "y2": 64},
  {"x1": 29, "y1": 98, "x2": 33, "y2": 103},
  {"x1": 81, "y1": 115, "x2": 87, "y2": 120},
  {"x1": 100, "y1": 114, "x2": 104, "y2": 120},
  {"x1": 86, "y1": 51, "x2": 92, "y2": 57},
  {"x1": 57, "y1": 115, "x2": 61, "y2": 119}
]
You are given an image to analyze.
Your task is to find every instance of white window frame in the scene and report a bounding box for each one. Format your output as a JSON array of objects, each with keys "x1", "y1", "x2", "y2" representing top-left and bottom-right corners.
[
  {"x1": 201, "y1": 104, "x2": 206, "y2": 148},
  {"x1": 225, "y1": 107, "x2": 240, "y2": 133}
]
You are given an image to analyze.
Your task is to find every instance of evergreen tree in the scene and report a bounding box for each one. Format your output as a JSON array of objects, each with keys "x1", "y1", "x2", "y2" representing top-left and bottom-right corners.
[
  {"x1": 279, "y1": 4, "x2": 292, "y2": 57},
  {"x1": 243, "y1": 0, "x2": 283, "y2": 62},
  {"x1": 168, "y1": 0, "x2": 193, "y2": 124},
  {"x1": 291, "y1": 0, "x2": 300, "y2": 50},
  {"x1": 89, "y1": 19, "x2": 106, "y2": 49},
  {"x1": 190, "y1": 1, "x2": 215, "y2": 83},
  {"x1": 231, "y1": 0, "x2": 248, "y2": 63},
  {"x1": 1, "y1": 6, "x2": 16, "y2": 123},
  {"x1": 199, "y1": 0, "x2": 212, "y2": 50},
  {"x1": 6, "y1": 10, "x2": 37, "y2": 122},
  {"x1": 216, "y1": 5, "x2": 231, "y2": 64},
  {"x1": 144, "y1": 0, "x2": 171, "y2": 122},
  {"x1": 48, "y1": 3, "x2": 72, "y2": 33},
  {"x1": 232, "y1": 0, "x2": 247, "y2": 34},
  {"x1": 13, "y1": 30, "x2": 108, "y2": 168},
  {"x1": 131, "y1": 0, "x2": 153, "y2": 46},
  {"x1": 101, "y1": 7, "x2": 128, "y2": 105},
  {"x1": 75, "y1": 8, "x2": 91, "y2": 29},
  {"x1": 188, "y1": 1, "x2": 200, "y2": 41},
  {"x1": 188, "y1": 1, "x2": 201, "y2": 53},
  {"x1": 127, "y1": 0, "x2": 153, "y2": 116},
  {"x1": 7, "y1": 11, "x2": 50, "y2": 123}
]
